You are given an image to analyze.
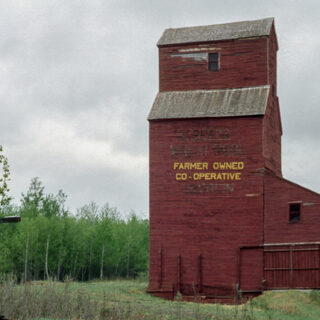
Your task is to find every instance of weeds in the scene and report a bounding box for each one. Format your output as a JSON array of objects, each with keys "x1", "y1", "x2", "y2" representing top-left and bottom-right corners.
[
  {"x1": 0, "y1": 277, "x2": 319, "y2": 319},
  {"x1": 0, "y1": 278, "x2": 99, "y2": 319},
  {"x1": 310, "y1": 290, "x2": 320, "y2": 305}
]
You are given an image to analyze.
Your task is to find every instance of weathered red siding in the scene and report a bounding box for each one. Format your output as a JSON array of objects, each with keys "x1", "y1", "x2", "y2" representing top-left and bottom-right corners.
[
  {"x1": 264, "y1": 173, "x2": 320, "y2": 244},
  {"x1": 262, "y1": 24, "x2": 282, "y2": 176},
  {"x1": 149, "y1": 19, "x2": 320, "y2": 302},
  {"x1": 159, "y1": 38, "x2": 269, "y2": 92},
  {"x1": 264, "y1": 243, "x2": 320, "y2": 289},
  {"x1": 263, "y1": 95, "x2": 282, "y2": 176},
  {"x1": 267, "y1": 24, "x2": 278, "y2": 96},
  {"x1": 149, "y1": 117, "x2": 265, "y2": 299}
]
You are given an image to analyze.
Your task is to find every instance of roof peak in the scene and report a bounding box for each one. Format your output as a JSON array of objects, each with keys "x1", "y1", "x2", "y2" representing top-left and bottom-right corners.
[{"x1": 158, "y1": 17, "x2": 274, "y2": 47}]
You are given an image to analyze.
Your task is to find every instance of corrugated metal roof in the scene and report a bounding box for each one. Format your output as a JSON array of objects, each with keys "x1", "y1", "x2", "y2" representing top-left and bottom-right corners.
[
  {"x1": 148, "y1": 86, "x2": 270, "y2": 120},
  {"x1": 157, "y1": 18, "x2": 274, "y2": 46}
]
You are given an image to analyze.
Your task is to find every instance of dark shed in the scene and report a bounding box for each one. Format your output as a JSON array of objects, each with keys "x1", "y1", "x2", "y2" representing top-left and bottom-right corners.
[{"x1": 147, "y1": 18, "x2": 320, "y2": 302}]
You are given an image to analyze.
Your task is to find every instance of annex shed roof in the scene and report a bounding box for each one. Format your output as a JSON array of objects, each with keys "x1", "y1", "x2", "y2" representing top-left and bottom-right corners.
[
  {"x1": 157, "y1": 18, "x2": 274, "y2": 46},
  {"x1": 148, "y1": 86, "x2": 270, "y2": 120}
]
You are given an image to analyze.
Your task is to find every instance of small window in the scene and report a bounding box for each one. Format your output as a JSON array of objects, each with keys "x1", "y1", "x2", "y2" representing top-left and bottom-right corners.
[
  {"x1": 208, "y1": 53, "x2": 219, "y2": 71},
  {"x1": 289, "y1": 203, "x2": 301, "y2": 223}
]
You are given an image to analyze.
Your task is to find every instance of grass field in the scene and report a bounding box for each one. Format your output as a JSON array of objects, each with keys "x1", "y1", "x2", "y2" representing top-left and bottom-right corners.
[{"x1": 1, "y1": 278, "x2": 320, "y2": 319}]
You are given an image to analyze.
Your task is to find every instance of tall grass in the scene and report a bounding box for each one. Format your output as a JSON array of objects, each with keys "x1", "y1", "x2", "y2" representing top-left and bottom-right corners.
[
  {"x1": 1, "y1": 277, "x2": 319, "y2": 319},
  {"x1": 0, "y1": 276, "x2": 100, "y2": 319},
  {"x1": 0, "y1": 277, "x2": 256, "y2": 320}
]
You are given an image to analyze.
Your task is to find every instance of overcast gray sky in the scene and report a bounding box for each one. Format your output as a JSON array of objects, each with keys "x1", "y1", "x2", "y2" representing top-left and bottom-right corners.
[{"x1": 0, "y1": 0, "x2": 319, "y2": 216}]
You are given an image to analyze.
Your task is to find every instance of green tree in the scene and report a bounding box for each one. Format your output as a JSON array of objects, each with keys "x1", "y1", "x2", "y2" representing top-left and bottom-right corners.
[
  {"x1": 20, "y1": 177, "x2": 44, "y2": 218},
  {"x1": 0, "y1": 145, "x2": 12, "y2": 211},
  {"x1": 0, "y1": 175, "x2": 150, "y2": 281}
]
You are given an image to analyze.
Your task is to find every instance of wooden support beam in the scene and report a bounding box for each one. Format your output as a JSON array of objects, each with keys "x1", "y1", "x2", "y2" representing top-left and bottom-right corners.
[
  {"x1": 198, "y1": 253, "x2": 202, "y2": 293},
  {"x1": 177, "y1": 254, "x2": 181, "y2": 293}
]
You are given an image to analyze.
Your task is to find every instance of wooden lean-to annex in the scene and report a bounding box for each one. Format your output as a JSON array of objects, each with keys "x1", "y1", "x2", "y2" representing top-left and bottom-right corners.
[{"x1": 147, "y1": 18, "x2": 320, "y2": 302}]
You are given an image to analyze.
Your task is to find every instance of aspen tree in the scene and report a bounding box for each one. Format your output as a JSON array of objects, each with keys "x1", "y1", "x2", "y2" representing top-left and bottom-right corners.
[{"x1": 0, "y1": 145, "x2": 12, "y2": 210}]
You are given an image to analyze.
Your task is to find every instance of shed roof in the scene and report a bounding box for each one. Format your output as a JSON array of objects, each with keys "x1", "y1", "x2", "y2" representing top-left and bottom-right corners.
[
  {"x1": 157, "y1": 18, "x2": 274, "y2": 46},
  {"x1": 148, "y1": 86, "x2": 270, "y2": 120}
]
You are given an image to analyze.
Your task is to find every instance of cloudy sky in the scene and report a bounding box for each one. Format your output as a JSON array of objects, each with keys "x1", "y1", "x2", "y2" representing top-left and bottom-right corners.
[{"x1": 0, "y1": 0, "x2": 319, "y2": 216}]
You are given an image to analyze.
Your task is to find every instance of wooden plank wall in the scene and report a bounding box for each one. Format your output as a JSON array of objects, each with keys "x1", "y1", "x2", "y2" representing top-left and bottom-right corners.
[
  {"x1": 264, "y1": 244, "x2": 320, "y2": 289},
  {"x1": 147, "y1": 22, "x2": 320, "y2": 299},
  {"x1": 148, "y1": 117, "x2": 265, "y2": 297},
  {"x1": 264, "y1": 173, "x2": 320, "y2": 244},
  {"x1": 159, "y1": 38, "x2": 268, "y2": 92}
]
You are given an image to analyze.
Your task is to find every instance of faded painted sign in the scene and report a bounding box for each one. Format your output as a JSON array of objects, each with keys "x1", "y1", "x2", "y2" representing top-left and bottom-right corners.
[
  {"x1": 171, "y1": 52, "x2": 207, "y2": 61},
  {"x1": 171, "y1": 127, "x2": 244, "y2": 193}
]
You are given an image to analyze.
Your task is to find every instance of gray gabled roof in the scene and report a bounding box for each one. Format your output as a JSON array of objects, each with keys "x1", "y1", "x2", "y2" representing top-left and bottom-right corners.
[
  {"x1": 148, "y1": 86, "x2": 270, "y2": 120},
  {"x1": 157, "y1": 18, "x2": 274, "y2": 46}
]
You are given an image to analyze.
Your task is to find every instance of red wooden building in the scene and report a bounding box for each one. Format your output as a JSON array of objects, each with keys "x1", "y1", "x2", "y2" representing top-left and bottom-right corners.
[{"x1": 147, "y1": 18, "x2": 320, "y2": 302}]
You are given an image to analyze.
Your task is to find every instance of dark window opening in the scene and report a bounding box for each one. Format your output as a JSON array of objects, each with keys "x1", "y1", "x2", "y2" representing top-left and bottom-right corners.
[
  {"x1": 289, "y1": 203, "x2": 301, "y2": 223},
  {"x1": 208, "y1": 53, "x2": 219, "y2": 71}
]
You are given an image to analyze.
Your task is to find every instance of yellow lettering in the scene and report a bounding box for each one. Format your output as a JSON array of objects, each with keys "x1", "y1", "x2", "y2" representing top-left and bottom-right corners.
[
  {"x1": 174, "y1": 162, "x2": 180, "y2": 170},
  {"x1": 212, "y1": 162, "x2": 245, "y2": 170},
  {"x1": 174, "y1": 162, "x2": 244, "y2": 181},
  {"x1": 176, "y1": 173, "x2": 187, "y2": 180},
  {"x1": 174, "y1": 162, "x2": 210, "y2": 170},
  {"x1": 225, "y1": 163, "x2": 232, "y2": 170}
]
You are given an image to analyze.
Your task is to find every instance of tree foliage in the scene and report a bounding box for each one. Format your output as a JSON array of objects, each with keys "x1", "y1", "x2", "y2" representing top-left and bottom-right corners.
[
  {"x1": 0, "y1": 177, "x2": 149, "y2": 281},
  {"x1": 0, "y1": 145, "x2": 12, "y2": 211}
]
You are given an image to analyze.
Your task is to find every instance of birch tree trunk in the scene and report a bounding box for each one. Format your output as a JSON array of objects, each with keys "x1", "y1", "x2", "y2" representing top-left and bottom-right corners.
[
  {"x1": 100, "y1": 244, "x2": 105, "y2": 280},
  {"x1": 126, "y1": 243, "x2": 130, "y2": 278},
  {"x1": 115, "y1": 257, "x2": 120, "y2": 277},
  {"x1": 57, "y1": 231, "x2": 64, "y2": 281},
  {"x1": 126, "y1": 234, "x2": 132, "y2": 278},
  {"x1": 57, "y1": 245, "x2": 62, "y2": 281},
  {"x1": 24, "y1": 233, "x2": 29, "y2": 283},
  {"x1": 45, "y1": 233, "x2": 50, "y2": 280},
  {"x1": 88, "y1": 242, "x2": 93, "y2": 281},
  {"x1": 73, "y1": 250, "x2": 78, "y2": 278}
]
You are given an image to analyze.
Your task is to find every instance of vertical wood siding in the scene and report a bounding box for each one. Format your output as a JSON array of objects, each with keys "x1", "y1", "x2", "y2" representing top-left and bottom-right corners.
[
  {"x1": 159, "y1": 38, "x2": 268, "y2": 92},
  {"x1": 149, "y1": 21, "x2": 320, "y2": 300},
  {"x1": 148, "y1": 117, "x2": 265, "y2": 297}
]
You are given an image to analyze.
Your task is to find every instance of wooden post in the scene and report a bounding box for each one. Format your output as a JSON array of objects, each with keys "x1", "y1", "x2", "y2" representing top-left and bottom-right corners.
[
  {"x1": 159, "y1": 248, "x2": 162, "y2": 289},
  {"x1": 236, "y1": 283, "x2": 241, "y2": 304},
  {"x1": 198, "y1": 253, "x2": 202, "y2": 293},
  {"x1": 290, "y1": 245, "x2": 293, "y2": 288},
  {"x1": 237, "y1": 247, "x2": 242, "y2": 290},
  {"x1": 177, "y1": 254, "x2": 181, "y2": 293},
  {"x1": 318, "y1": 245, "x2": 320, "y2": 288},
  {"x1": 262, "y1": 246, "x2": 265, "y2": 291}
]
